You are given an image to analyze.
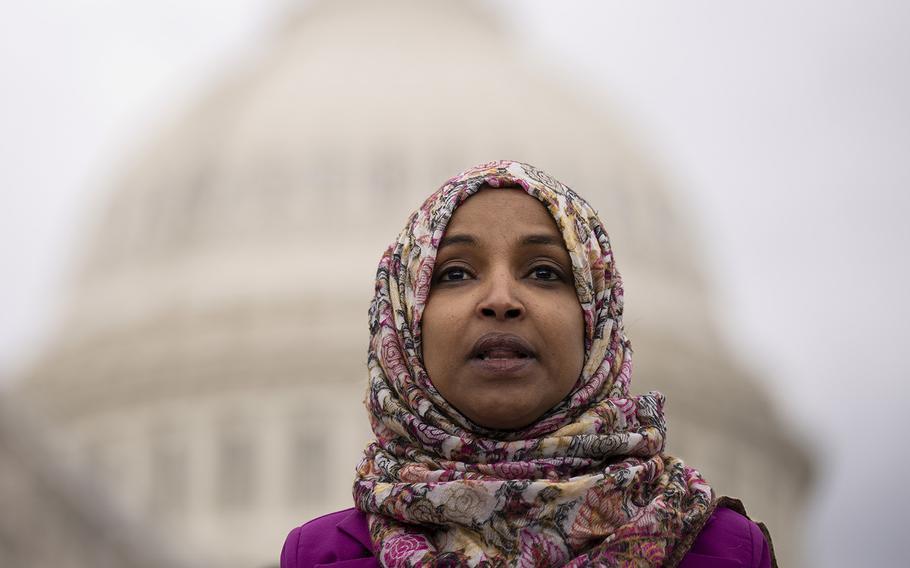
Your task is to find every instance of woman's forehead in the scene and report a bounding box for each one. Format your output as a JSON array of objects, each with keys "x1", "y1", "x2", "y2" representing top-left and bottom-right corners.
[{"x1": 444, "y1": 187, "x2": 562, "y2": 238}]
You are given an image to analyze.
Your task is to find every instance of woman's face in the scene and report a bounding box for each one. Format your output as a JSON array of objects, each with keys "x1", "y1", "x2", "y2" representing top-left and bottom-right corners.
[{"x1": 422, "y1": 188, "x2": 585, "y2": 430}]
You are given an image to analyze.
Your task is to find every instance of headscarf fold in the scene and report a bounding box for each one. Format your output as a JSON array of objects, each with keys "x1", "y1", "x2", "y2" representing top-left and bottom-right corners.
[{"x1": 353, "y1": 161, "x2": 713, "y2": 567}]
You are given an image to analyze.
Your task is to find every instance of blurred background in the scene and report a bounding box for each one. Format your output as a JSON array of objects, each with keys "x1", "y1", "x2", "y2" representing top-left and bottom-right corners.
[{"x1": 1, "y1": 0, "x2": 907, "y2": 566}]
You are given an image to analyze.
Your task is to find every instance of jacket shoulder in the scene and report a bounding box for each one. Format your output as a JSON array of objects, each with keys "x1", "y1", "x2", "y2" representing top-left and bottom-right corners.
[
  {"x1": 280, "y1": 508, "x2": 376, "y2": 568},
  {"x1": 680, "y1": 506, "x2": 774, "y2": 568}
]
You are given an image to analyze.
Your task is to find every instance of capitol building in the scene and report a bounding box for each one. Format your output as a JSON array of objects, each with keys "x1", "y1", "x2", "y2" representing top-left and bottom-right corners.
[{"x1": 9, "y1": 1, "x2": 811, "y2": 566}]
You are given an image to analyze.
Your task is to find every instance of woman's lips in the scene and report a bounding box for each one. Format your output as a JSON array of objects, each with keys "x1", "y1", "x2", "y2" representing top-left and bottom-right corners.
[
  {"x1": 468, "y1": 332, "x2": 536, "y2": 375},
  {"x1": 469, "y1": 356, "x2": 534, "y2": 375},
  {"x1": 469, "y1": 332, "x2": 536, "y2": 359}
]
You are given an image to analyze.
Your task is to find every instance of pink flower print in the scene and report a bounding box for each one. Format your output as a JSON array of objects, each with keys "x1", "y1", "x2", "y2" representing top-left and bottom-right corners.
[
  {"x1": 382, "y1": 534, "x2": 430, "y2": 566},
  {"x1": 518, "y1": 528, "x2": 568, "y2": 568},
  {"x1": 381, "y1": 335, "x2": 409, "y2": 382},
  {"x1": 494, "y1": 461, "x2": 537, "y2": 479},
  {"x1": 412, "y1": 258, "x2": 435, "y2": 308}
]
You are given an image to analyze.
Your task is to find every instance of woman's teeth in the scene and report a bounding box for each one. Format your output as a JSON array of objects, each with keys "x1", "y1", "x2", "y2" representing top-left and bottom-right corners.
[{"x1": 479, "y1": 350, "x2": 528, "y2": 360}]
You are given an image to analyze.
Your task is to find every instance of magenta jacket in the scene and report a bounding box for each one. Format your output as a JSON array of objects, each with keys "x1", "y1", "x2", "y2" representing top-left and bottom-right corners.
[{"x1": 281, "y1": 506, "x2": 773, "y2": 567}]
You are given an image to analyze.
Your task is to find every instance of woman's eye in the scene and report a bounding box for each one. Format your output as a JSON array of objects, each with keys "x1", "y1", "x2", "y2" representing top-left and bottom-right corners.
[
  {"x1": 438, "y1": 267, "x2": 470, "y2": 282},
  {"x1": 531, "y1": 266, "x2": 560, "y2": 281}
]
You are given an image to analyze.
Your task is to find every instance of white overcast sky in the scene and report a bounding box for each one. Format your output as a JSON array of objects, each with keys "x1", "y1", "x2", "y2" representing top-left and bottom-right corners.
[{"x1": 1, "y1": 1, "x2": 908, "y2": 565}]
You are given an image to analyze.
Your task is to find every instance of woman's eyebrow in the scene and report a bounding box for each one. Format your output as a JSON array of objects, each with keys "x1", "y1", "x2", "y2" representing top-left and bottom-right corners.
[
  {"x1": 438, "y1": 233, "x2": 477, "y2": 250},
  {"x1": 438, "y1": 233, "x2": 563, "y2": 250},
  {"x1": 521, "y1": 234, "x2": 564, "y2": 248}
]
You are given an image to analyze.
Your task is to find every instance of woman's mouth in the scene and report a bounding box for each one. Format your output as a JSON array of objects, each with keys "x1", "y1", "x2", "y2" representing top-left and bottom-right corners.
[
  {"x1": 469, "y1": 333, "x2": 536, "y2": 374},
  {"x1": 477, "y1": 349, "x2": 531, "y2": 360}
]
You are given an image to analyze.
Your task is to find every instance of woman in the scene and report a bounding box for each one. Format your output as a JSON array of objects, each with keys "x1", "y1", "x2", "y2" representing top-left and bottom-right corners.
[{"x1": 282, "y1": 161, "x2": 775, "y2": 567}]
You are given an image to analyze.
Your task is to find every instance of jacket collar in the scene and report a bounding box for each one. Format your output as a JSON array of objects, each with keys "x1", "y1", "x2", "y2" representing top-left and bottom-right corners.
[{"x1": 336, "y1": 508, "x2": 374, "y2": 553}]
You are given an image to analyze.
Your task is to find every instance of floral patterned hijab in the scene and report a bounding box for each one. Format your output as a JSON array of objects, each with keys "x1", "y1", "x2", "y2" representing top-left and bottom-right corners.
[{"x1": 353, "y1": 161, "x2": 713, "y2": 566}]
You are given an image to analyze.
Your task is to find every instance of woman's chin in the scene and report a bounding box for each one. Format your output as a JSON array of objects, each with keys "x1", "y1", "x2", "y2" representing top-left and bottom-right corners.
[{"x1": 462, "y1": 404, "x2": 546, "y2": 431}]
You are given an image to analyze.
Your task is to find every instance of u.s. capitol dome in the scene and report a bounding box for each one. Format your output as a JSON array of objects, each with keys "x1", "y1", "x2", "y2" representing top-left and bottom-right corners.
[{"x1": 17, "y1": 1, "x2": 811, "y2": 566}]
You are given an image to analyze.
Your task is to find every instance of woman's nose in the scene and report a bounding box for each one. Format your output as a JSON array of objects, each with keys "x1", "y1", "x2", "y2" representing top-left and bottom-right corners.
[{"x1": 476, "y1": 272, "x2": 524, "y2": 321}]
